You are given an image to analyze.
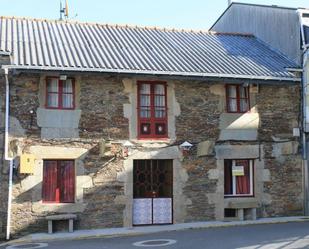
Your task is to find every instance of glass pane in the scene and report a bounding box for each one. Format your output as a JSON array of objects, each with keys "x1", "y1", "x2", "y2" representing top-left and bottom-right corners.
[
  {"x1": 228, "y1": 99, "x2": 237, "y2": 112},
  {"x1": 63, "y1": 79, "x2": 73, "y2": 93},
  {"x1": 140, "y1": 95, "x2": 150, "y2": 107},
  {"x1": 47, "y1": 78, "x2": 59, "y2": 92},
  {"x1": 240, "y1": 99, "x2": 249, "y2": 112},
  {"x1": 62, "y1": 93, "x2": 73, "y2": 108},
  {"x1": 228, "y1": 85, "x2": 237, "y2": 98},
  {"x1": 239, "y1": 86, "x2": 247, "y2": 98},
  {"x1": 154, "y1": 84, "x2": 165, "y2": 95},
  {"x1": 155, "y1": 108, "x2": 165, "y2": 118},
  {"x1": 155, "y1": 95, "x2": 165, "y2": 107},
  {"x1": 47, "y1": 93, "x2": 59, "y2": 108},
  {"x1": 140, "y1": 84, "x2": 150, "y2": 94},
  {"x1": 140, "y1": 108, "x2": 150, "y2": 118}
]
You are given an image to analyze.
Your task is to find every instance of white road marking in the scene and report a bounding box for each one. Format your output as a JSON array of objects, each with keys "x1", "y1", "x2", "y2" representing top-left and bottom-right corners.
[
  {"x1": 6, "y1": 243, "x2": 48, "y2": 249},
  {"x1": 133, "y1": 239, "x2": 177, "y2": 247}
]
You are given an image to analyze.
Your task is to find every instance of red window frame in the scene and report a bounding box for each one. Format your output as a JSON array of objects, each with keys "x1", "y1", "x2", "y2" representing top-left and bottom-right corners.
[
  {"x1": 224, "y1": 159, "x2": 254, "y2": 198},
  {"x1": 226, "y1": 84, "x2": 250, "y2": 113},
  {"x1": 45, "y1": 77, "x2": 75, "y2": 110},
  {"x1": 137, "y1": 81, "x2": 168, "y2": 139},
  {"x1": 42, "y1": 160, "x2": 75, "y2": 203}
]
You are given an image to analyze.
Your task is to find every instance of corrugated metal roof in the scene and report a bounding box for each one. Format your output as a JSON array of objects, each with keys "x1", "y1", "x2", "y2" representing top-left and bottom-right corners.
[{"x1": 0, "y1": 16, "x2": 300, "y2": 81}]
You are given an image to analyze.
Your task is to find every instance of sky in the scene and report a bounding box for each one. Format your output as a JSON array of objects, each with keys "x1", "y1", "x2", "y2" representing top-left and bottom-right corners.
[{"x1": 0, "y1": 0, "x2": 308, "y2": 30}]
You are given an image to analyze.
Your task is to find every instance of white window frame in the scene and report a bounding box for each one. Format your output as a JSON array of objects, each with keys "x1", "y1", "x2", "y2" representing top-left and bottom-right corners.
[{"x1": 224, "y1": 159, "x2": 254, "y2": 197}]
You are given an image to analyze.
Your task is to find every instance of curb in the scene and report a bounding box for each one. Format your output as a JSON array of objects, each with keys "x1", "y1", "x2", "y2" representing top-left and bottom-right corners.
[{"x1": 1, "y1": 217, "x2": 309, "y2": 247}]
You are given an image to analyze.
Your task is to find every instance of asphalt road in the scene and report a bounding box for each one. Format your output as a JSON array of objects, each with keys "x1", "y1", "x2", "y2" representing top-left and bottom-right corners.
[{"x1": 6, "y1": 221, "x2": 309, "y2": 249}]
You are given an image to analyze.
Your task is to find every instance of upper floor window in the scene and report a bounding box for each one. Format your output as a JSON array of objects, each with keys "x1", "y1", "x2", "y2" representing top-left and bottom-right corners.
[
  {"x1": 138, "y1": 82, "x2": 168, "y2": 139},
  {"x1": 226, "y1": 84, "x2": 249, "y2": 113},
  {"x1": 42, "y1": 160, "x2": 75, "y2": 203},
  {"x1": 46, "y1": 77, "x2": 75, "y2": 109},
  {"x1": 224, "y1": 159, "x2": 254, "y2": 197}
]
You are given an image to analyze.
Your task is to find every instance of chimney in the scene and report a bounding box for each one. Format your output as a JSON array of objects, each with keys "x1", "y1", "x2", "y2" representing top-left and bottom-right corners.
[{"x1": 228, "y1": 0, "x2": 231, "y2": 6}]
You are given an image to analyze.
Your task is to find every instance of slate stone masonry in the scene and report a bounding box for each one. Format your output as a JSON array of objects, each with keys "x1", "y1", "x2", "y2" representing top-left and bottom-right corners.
[{"x1": 0, "y1": 72, "x2": 304, "y2": 239}]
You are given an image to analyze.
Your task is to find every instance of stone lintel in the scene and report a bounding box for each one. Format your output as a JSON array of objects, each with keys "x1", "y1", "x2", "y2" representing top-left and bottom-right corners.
[{"x1": 215, "y1": 144, "x2": 260, "y2": 159}]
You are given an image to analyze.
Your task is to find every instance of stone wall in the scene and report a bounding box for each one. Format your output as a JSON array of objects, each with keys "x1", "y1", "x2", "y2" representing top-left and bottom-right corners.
[
  {"x1": 8, "y1": 138, "x2": 125, "y2": 236},
  {"x1": 182, "y1": 156, "x2": 217, "y2": 222},
  {"x1": 175, "y1": 82, "x2": 221, "y2": 143},
  {"x1": 79, "y1": 75, "x2": 129, "y2": 140},
  {"x1": 174, "y1": 82, "x2": 303, "y2": 221},
  {"x1": 257, "y1": 85, "x2": 303, "y2": 216},
  {"x1": 0, "y1": 72, "x2": 304, "y2": 238}
]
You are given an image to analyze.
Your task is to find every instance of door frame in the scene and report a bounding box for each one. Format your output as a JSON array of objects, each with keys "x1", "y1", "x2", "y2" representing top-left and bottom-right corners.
[{"x1": 132, "y1": 159, "x2": 173, "y2": 226}]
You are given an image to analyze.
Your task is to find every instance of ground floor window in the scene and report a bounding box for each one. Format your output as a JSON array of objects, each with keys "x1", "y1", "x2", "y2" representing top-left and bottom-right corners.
[
  {"x1": 42, "y1": 160, "x2": 75, "y2": 203},
  {"x1": 224, "y1": 159, "x2": 254, "y2": 197}
]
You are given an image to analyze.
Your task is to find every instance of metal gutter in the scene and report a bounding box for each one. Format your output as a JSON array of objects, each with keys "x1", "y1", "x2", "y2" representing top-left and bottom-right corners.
[
  {"x1": 0, "y1": 51, "x2": 11, "y2": 56},
  {"x1": 286, "y1": 67, "x2": 303, "y2": 72},
  {"x1": 2, "y1": 65, "x2": 301, "y2": 84}
]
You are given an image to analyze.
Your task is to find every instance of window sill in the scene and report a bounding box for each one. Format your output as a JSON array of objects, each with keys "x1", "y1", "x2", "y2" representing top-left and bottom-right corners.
[
  {"x1": 132, "y1": 138, "x2": 171, "y2": 145},
  {"x1": 224, "y1": 197, "x2": 258, "y2": 209},
  {"x1": 45, "y1": 107, "x2": 76, "y2": 110},
  {"x1": 225, "y1": 111, "x2": 251, "y2": 114},
  {"x1": 32, "y1": 201, "x2": 86, "y2": 213},
  {"x1": 37, "y1": 108, "x2": 81, "y2": 129},
  {"x1": 137, "y1": 137, "x2": 169, "y2": 141},
  {"x1": 40, "y1": 201, "x2": 77, "y2": 204},
  {"x1": 224, "y1": 195, "x2": 254, "y2": 198}
]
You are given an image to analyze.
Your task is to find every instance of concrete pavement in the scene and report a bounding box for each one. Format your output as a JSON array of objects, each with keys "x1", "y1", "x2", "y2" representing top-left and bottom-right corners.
[{"x1": 1, "y1": 216, "x2": 309, "y2": 247}]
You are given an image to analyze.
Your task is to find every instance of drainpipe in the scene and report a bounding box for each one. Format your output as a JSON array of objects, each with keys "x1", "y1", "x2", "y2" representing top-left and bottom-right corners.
[
  {"x1": 302, "y1": 63, "x2": 308, "y2": 215},
  {"x1": 3, "y1": 67, "x2": 13, "y2": 240},
  {"x1": 302, "y1": 48, "x2": 309, "y2": 216}
]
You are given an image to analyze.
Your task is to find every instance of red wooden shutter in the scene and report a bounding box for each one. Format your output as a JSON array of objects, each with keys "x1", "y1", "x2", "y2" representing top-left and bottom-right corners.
[
  {"x1": 60, "y1": 161, "x2": 75, "y2": 203},
  {"x1": 224, "y1": 160, "x2": 233, "y2": 195},
  {"x1": 42, "y1": 160, "x2": 58, "y2": 202}
]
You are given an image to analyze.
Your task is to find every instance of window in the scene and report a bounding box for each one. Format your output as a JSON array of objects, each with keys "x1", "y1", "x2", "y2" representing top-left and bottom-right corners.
[
  {"x1": 138, "y1": 82, "x2": 168, "y2": 138},
  {"x1": 226, "y1": 84, "x2": 249, "y2": 113},
  {"x1": 42, "y1": 160, "x2": 75, "y2": 203},
  {"x1": 224, "y1": 159, "x2": 253, "y2": 197},
  {"x1": 46, "y1": 77, "x2": 75, "y2": 109}
]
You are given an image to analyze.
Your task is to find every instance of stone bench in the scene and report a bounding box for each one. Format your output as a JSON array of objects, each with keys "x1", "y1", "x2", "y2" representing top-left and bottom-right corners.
[{"x1": 46, "y1": 214, "x2": 77, "y2": 234}]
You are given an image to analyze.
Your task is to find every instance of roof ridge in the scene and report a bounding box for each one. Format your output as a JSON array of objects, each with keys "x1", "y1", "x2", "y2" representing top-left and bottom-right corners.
[
  {"x1": 229, "y1": 2, "x2": 298, "y2": 10},
  {"x1": 211, "y1": 31, "x2": 254, "y2": 37},
  {"x1": 0, "y1": 15, "x2": 254, "y2": 37}
]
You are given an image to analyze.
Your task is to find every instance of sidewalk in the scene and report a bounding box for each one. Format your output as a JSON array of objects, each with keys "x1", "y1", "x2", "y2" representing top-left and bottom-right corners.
[{"x1": 1, "y1": 216, "x2": 309, "y2": 247}]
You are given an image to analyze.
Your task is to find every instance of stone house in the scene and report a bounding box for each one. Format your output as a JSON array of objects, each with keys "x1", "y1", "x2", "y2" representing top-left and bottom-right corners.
[{"x1": 0, "y1": 16, "x2": 303, "y2": 239}]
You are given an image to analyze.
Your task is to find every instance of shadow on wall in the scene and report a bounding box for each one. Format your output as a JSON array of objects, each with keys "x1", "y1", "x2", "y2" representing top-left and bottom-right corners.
[
  {"x1": 7, "y1": 141, "x2": 188, "y2": 239},
  {"x1": 5, "y1": 142, "x2": 127, "y2": 239}
]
